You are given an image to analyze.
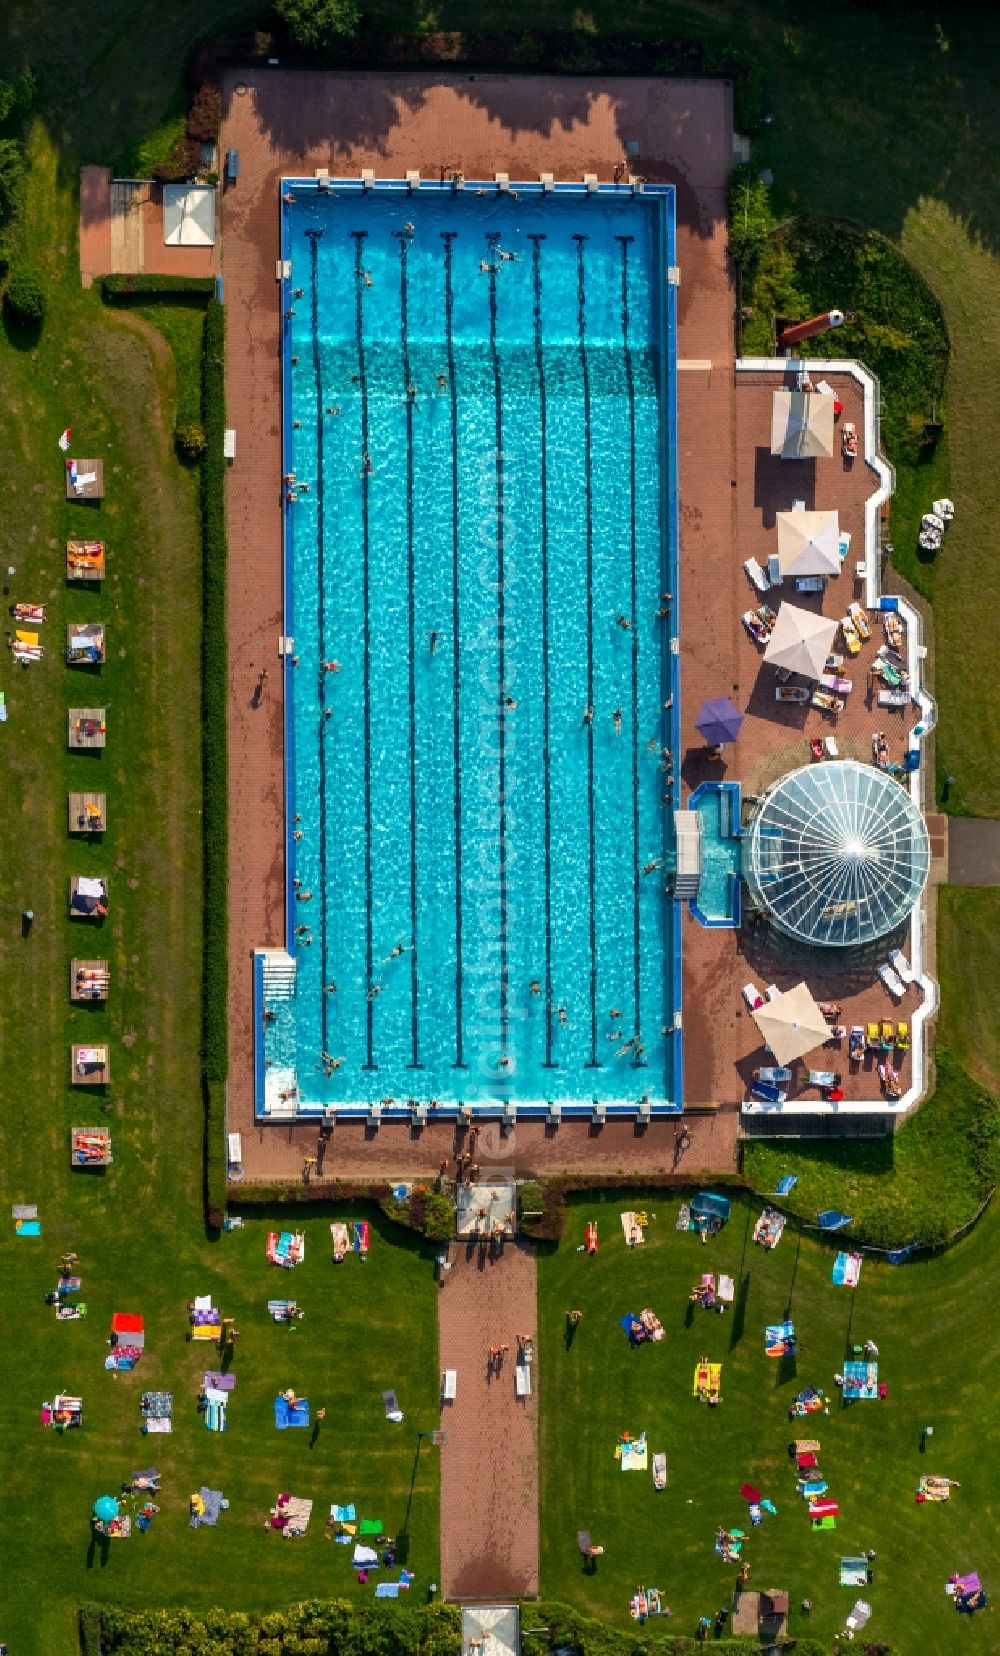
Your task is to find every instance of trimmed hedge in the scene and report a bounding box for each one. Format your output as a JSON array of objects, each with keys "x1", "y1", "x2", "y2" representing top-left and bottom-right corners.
[
  {"x1": 201, "y1": 297, "x2": 229, "y2": 1226},
  {"x1": 232, "y1": 1181, "x2": 453, "y2": 1243},
  {"x1": 102, "y1": 273, "x2": 215, "y2": 300},
  {"x1": 519, "y1": 1171, "x2": 747, "y2": 1244},
  {"x1": 84, "y1": 1600, "x2": 462, "y2": 1655}
]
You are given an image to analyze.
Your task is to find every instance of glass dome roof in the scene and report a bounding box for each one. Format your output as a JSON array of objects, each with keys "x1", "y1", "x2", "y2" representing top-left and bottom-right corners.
[{"x1": 746, "y1": 760, "x2": 930, "y2": 948}]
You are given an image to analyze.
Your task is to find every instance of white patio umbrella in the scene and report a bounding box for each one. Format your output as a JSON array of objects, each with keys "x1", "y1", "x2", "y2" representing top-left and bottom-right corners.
[
  {"x1": 763, "y1": 603, "x2": 838, "y2": 680},
  {"x1": 776, "y1": 509, "x2": 842, "y2": 577},
  {"x1": 752, "y1": 981, "x2": 831, "y2": 1067},
  {"x1": 770, "y1": 391, "x2": 836, "y2": 460}
]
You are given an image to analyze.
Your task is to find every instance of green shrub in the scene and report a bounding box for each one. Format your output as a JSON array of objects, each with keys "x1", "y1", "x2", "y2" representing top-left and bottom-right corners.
[
  {"x1": 4, "y1": 265, "x2": 45, "y2": 324},
  {"x1": 0, "y1": 136, "x2": 26, "y2": 226},
  {"x1": 128, "y1": 111, "x2": 187, "y2": 180},
  {"x1": 175, "y1": 420, "x2": 207, "y2": 462},
  {"x1": 420, "y1": 1191, "x2": 456, "y2": 1241},
  {"x1": 93, "y1": 1600, "x2": 463, "y2": 1654},
  {"x1": 200, "y1": 299, "x2": 229, "y2": 1098},
  {"x1": 275, "y1": 0, "x2": 360, "y2": 50},
  {"x1": 519, "y1": 1178, "x2": 567, "y2": 1242},
  {"x1": 728, "y1": 163, "x2": 774, "y2": 274}
]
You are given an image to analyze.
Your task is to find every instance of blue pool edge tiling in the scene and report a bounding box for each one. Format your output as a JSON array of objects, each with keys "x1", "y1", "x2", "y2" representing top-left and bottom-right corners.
[{"x1": 256, "y1": 177, "x2": 682, "y2": 1122}]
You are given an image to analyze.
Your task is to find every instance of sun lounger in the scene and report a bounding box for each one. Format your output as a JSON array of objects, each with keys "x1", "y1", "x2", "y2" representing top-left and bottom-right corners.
[
  {"x1": 840, "y1": 615, "x2": 861, "y2": 655},
  {"x1": 795, "y1": 576, "x2": 826, "y2": 594},
  {"x1": 776, "y1": 685, "x2": 810, "y2": 703},
  {"x1": 515, "y1": 1362, "x2": 531, "y2": 1397},
  {"x1": 755, "y1": 1066, "x2": 792, "y2": 1084},
  {"x1": 742, "y1": 610, "x2": 770, "y2": 647},
  {"x1": 807, "y1": 1069, "x2": 839, "y2": 1088},
  {"x1": 812, "y1": 690, "x2": 845, "y2": 714},
  {"x1": 742, "y1": 982, "x2": 765, "y2": 1010},
  {"x1": 889, "y1": 948, "x2": 915, "y2": 983},
  {"x1": 744, "y1": 556, "x2": 771, "y2": 593},
  {"x1": 752, "y1": 1081, "x2": 786, "y2": 1104},
  {"x1": 878, "y1": 962, "x2": 906, "y2": 999},
  {"x1": 442, "y1": 1369, "x2": 457, "y2": 1401},
  {"x1": 896, "y1": 1021, "x2": 910, "y2": 1052},
  {"x1": 820, "y1": 672, "x2": 852, "y2": 695}
]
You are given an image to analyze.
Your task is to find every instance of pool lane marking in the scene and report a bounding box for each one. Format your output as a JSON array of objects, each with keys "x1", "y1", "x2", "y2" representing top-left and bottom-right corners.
[
  {"x1": 305, "y1": 227, "x2": 332, "y2": 1056},
  {"x1": 351, "y1": 228, "x2": 377, "y2": 1071},
  {"x1": 528, "y1": 232, "x2": 556, "y2": 1071},
  {"x1": 617, "y1": 233, "x2": 644, "y2": 1059},
  {"x1": 485, "y1": 229, "x2": 510, "y2": 1056},
  {"x1": 573, "y1": 233, "x2": 600, "y2": 1071},
  {"x1": 394, "y1": 230, "x2": 422, "y2": 1070},
  {"x1": 441, "y1": 231, "x2": 467, "y2": 1069}
]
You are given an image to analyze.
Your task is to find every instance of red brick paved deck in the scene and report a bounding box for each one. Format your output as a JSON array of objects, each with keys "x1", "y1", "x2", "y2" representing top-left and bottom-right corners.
[
  {"x1": 681, "y1": 367, "x2": 926, "y2": 1108},
  {"x1": 238, "y1": 1106, "x2": 740, "y2": 1184},
  {"x1": 219, "y1": 71, "x2": 736, "y2": 1179},
  {"x1": 78, "y1": 166, "x2": 217, "y2": 285},
  {"x1": 438, "y1": 1242, "x2": 538, "y2": 1598}
]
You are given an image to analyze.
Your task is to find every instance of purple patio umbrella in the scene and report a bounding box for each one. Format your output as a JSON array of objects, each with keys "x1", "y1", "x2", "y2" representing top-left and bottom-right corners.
[{"x1": 695, "y1": 698, "x2": 745, "y2": 747}]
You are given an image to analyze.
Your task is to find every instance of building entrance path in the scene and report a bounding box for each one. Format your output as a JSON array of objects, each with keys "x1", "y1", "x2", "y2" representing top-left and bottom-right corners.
[{"x1": 438, "y1": 1241, "x2": 539, "y2": 1600}]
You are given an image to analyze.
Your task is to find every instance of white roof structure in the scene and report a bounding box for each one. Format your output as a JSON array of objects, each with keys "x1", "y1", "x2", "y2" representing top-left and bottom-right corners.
[
  {"x1": 745, "y1": 760, "x2": 930, "y2": 947},
  {"x1": 763, "y1": 603, "x2": 838, "y2": 680},
  {"x1": 770, "y1": 390, "x2": 836, "y2": 459},
  {"x1": 776, "y1": 509, "x2": 841, "y2": 577},
  {"x1": 162, "y1": 185, "x2": 216, "y2": 246}
]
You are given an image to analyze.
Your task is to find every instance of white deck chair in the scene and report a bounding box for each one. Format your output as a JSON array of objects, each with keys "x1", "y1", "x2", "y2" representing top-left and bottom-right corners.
[
  {"x1": 889, "y1": 948, "x2": 916, "y2": 984},
  {"x1": 878, "y1": 962, "x2": 905, "y2": 999}
]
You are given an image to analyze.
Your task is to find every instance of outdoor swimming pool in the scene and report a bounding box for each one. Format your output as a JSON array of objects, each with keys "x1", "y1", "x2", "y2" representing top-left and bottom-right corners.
[{"x1": 259, "y1": 179, "x2": 680, "y2": 1117}]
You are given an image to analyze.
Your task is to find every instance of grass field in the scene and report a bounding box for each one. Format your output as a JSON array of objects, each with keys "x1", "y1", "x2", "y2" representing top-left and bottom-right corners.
[
  {"x1": 1, "y1": 1207, "x2": 440, "y2": 1655},
  {"x1": 539, "y1": 1190, "x2": 1000, "y2": 1653}
]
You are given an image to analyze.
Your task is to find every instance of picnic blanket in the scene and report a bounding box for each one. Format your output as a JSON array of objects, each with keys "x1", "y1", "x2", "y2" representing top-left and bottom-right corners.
[
  {"x1": 190, "y1": 1488, "x2": 225, "y2": 1528},
  {"x1": 267, "y1": 1231, "x2": 304, "y2": 1267},
  {"x1": 715, "y1": 1527, "x2": 745, "y2": 1561},
  {"x1": 331, "y1": 1222, "x2": 350, "y2": 1262},
  {"x1": 753, "y1": 1208, "x2": 786, "y2": 1249},
  {"x1": 204, "y1": 1392, "x2": 228, "y2": 1432},
  {"x1": 203, "y1": 1372, "x2": 235, "y2": 1391},
  {"x1": 617, "y1": 1433, "x2": 648, "y2": 1471},
  {"x1": 382, "y1": 1389, "x2": 403, "y2": 1421},
  {"x1": 375, "y1": 1573, "x2": 414, "y2": 1597},
  {"x1": 765, "y1": 1321, "x2": 796, "y2": 1357},
  {"x1": 693, "y1": 1361, "x2": 722, "y2": 1400},
  {"x1": 269, "y1": 1494, "x2": 312, "y2": 1534},
  {"x1": 274, "y1": 1394, "x2": 310, "y2": 1428},
  {"x1": 832, "y1": 1250, "x2": 863, "y2": 1287},
  {"x1": 11, "y1": 1203, "x2": 38, "y2": 1220},
  {"x1": 840, "y1": 1557, "x2": 869, "y2": 1586},
  {"x1": 843, "y1": 1359, "x2": 878, "y2": 1399},
  {"x1": 790, "y1": 1387, "x2": 825, "y2": 1417},
  {"x1": 676, "y1": 1203, "x2": 691, "y2": 1231},
  {"x1": 919, "y1": 1476, "x2": 958, "y2": 1502},
  {"x1": 142, "y1": 1416, "x2": 172, "y2": 1434},
  {"x1": 140, "y1": 1392, "x2": 172, "y2": 1417},
  {"x1": 630, "y1": 1587, "x2": 667, "y2": 1621},
  {"x1": 353, "y1": 1221, "x2": 369, "y2": 1256},
  {"x1": 621, "y1": 1211, "x2": 644, "y2": 1246}
]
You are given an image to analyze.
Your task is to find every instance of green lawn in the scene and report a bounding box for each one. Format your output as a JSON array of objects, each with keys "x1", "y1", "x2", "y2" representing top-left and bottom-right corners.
[
  {"x1": 0, "y1": 1207, "x2": 440, "y2": 1655},
  {"x1": 539, "y1": 1190, "x2": 1000, "y2": 1653}
]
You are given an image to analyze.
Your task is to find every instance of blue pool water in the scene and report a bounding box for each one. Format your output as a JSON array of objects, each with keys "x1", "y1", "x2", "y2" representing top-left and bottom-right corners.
[
  {"x1": 263, "y1": 180, "x2": 680, "y2": 1114},
  {"x1": 689, "y1": 785, "x2": 743, "y2": 927}
]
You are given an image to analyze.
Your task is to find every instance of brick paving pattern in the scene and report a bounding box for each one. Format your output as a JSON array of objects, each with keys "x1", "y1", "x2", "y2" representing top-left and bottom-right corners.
[
  {"x1": 438, "y1": 1242, "x2": 539, "y2": 1598},
  {"x1": 218, "y1": 71, "x2": 737, "y2": 1177},
  {"x1": 78, "y1": 167, "x2": 217, "y2": 284},
  {"x1": 682, "y1": 368, "x2": 927, "y2": 1107},
  {"x1": 246, "y1": 1106, "x2": 740, "y2": 1184}
]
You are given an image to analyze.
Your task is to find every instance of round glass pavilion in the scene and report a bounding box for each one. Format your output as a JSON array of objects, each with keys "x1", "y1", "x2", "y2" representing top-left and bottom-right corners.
[{"x1": 745, "y1": 760, "x2": 930, "y2": 948}]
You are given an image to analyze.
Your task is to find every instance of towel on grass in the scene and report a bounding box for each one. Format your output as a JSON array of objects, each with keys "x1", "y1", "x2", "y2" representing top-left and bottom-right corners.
[
  {"x1": 198, "y1": 1488, "x2": 225, "y2": 1525},
  {"x1": 332, "y1": 1504, "x2": 357, "y2": 1523},
  {"x1": 274, "y1": 1395, "x2": 310, "y2": 1429},
  {"x1": 375, "y1": 1583, "x2": 399, "y2": 1598},
  {"x1": 352, "y1": 1544, "x2": 379, "y2": 1566},
  {"x1": 15, "y1": 1220, "x2": 41, "y2": 1236},
  {"x1": 621, "y1": 1211, "x2": 643, "y2": 1246}
]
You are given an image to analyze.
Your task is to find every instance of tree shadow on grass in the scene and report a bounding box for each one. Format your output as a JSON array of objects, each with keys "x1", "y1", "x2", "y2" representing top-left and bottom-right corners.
[{"x1": 729, "y1": 1273, "x2": 750, "y2": 1352}]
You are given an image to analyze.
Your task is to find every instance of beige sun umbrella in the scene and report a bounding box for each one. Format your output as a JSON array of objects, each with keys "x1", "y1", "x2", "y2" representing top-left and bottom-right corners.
[
  {"x1": 776, "y1": 509, "x2": 842, "y2": 577},
  {"x1": 763, "y1": 602, "x2": 838, "y2": 680},
  {"x1": 752, "y1": 981, "x2": 831, "y2": 1067},
  {"x1": 770, "y1": 391, "x2": 836, "y2": 460}
]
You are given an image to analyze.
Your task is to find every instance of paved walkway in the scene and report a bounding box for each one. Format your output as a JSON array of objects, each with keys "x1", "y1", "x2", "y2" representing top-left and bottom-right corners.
[
  {"x1": 438, "y1": 1241, "x2": 538, "y2": 1599},
  {"x1": 244, "y1": 1107, "x2": 741, "y2": 1184},
  {"x1": 948, "y1": 817, "x2": 1000, "y2": 885}
]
